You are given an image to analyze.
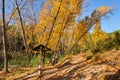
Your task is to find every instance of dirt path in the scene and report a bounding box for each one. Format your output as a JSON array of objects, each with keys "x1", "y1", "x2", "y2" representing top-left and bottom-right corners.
[{"x1": 14, "y1": 50, "x2": 120, "y2": 80}]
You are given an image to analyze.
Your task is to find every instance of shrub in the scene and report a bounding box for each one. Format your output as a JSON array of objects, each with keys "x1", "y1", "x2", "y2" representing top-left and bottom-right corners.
[
  {"x1": 92, "y1": 53, "x2": 102, "y2": 62},
  {"x1": 85, "y1": 50, "x2": 94, "y2": 60}
]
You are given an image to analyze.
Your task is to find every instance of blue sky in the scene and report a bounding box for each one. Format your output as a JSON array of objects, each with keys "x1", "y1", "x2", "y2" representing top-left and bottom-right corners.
[{"x1": 82, "y1": 0, "x2": 120, "y2": 32}]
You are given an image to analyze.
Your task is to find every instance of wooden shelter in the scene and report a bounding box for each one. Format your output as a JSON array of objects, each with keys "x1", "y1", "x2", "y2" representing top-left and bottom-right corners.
[
  {"x1": 32, "y1": 44, "x2": 51, "y2": 65},
  {"x1": 33, "y1": 44, "x2": 51, "y2": 51}
]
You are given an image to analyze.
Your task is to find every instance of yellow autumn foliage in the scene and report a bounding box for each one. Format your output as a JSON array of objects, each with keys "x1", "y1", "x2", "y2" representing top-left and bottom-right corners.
[{"x1": 98, "y1": 6, "x2": 113, "y2": 16}]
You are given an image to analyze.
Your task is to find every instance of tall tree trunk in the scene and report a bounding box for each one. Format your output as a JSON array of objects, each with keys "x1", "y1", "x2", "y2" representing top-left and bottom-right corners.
[
  {"x1": 2, "y1": 0, "x2": 8, "y2": 72},
  {"x1": 55, "y1": 15, "x2": 71, "y2": 50},
  {"x1": 15, "y1": 0, "x2": 30, "y2": 66},
  {"x1": 45, "y1": 0, "x2": 62, "y2": 46}
]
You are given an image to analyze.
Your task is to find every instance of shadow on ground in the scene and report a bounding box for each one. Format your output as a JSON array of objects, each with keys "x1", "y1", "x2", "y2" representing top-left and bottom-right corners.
[{"x1": 105, "y1": 69, "x2": 120, "y2": 80}]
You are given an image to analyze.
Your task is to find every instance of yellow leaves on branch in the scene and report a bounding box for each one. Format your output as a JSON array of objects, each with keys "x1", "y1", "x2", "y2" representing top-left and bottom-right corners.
[
  {"x1": 34, "y1": 0, "x2": 84, "y2": 50},
  {"x1": 69, "y1": 0, "x2": 83, "y2": 15},
  {"x1": 51, "y1": 0, "x2": 60, "y2": 14},
  {"x1": 98, "y1": 6, "x2": 113, "y2": 16},
  {"x1": 92, "y1": 20, "x2": 107, "y2": 45}
]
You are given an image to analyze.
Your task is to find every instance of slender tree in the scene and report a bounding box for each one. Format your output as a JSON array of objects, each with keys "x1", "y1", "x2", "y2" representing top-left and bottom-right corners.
[
  {"x1": 70, "y1": 6, "x2": 113, "y2": 51},
  {"x1": 15, "y1": 0, "x2": 30, "y2": 65},
  {"x1": 45, "y1": 0, "x2": 62, "y2": 46},
  {"x1": 2, "y1": 0, "x2": 8, "y2": 72}
]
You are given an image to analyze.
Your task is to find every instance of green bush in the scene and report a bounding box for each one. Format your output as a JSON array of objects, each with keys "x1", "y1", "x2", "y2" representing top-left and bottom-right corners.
[
  {"x1": 9, "y1": 53, "x2": 28, "y2": 67},
  {"x1": 30, "y1": 55, "x2": 39, "y2": 67},
  {"x1": 90, "y1": 32, "x2": 120, "y2": 53},
  {"x1": 85, "y1": 50, "x2": 94, "y2": 60},
  {"x1": 88, "y1": 30, "x2": 120, "y2": 54},
  {"x1": 92, "y1": 53, "x2": 102, "y2": 61}
]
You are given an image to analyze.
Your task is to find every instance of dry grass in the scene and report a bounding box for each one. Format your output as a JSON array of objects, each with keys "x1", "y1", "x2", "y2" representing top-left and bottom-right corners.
[{"x1": 0, "y1": 67, "x2": 36, "y2": 80}]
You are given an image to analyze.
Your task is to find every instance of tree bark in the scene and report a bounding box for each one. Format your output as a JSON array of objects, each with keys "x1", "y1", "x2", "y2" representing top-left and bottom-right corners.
[{"x1": 2, "y1": 0, "x2": 8, "y2": 72}]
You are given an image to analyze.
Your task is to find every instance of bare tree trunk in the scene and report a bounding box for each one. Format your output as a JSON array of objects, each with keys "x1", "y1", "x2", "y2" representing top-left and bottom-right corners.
[
  {"x1": 15, "y1": 0, "x2": 30, "y2": 66},
  {"x1": 7, "y1": 0, "x2": 28, "y2": 26},
  {"x1": 2, "y1": 0, "x2": 8, "y2": 72}
]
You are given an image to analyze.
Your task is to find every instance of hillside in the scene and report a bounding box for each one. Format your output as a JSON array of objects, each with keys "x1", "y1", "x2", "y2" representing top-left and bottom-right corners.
[{"x1": 5, "y1": 49, "x2": 120, "y2": 80}]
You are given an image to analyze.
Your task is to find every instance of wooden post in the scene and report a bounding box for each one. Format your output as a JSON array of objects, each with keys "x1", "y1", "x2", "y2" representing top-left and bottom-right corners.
[
  {"x1": 37, "y1": 62, "x2": 41, "y2": 76},
  {"x1": 39, "y1": 46, "x2": 42, "y2": 65}
]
